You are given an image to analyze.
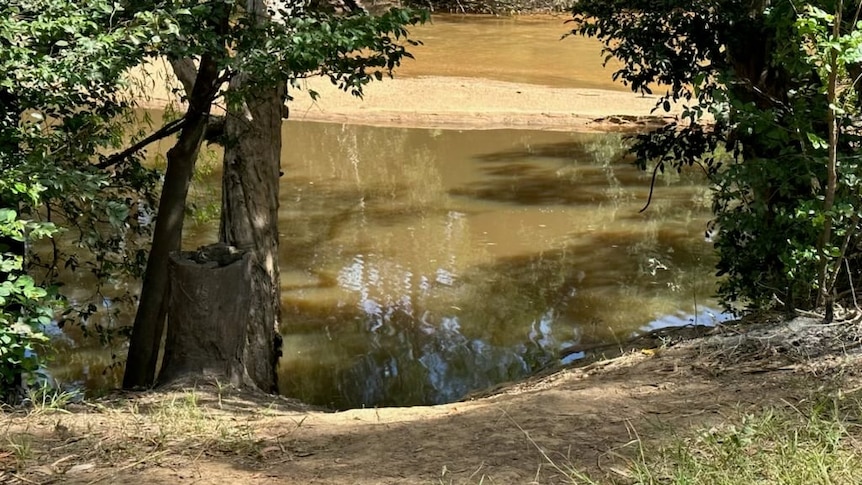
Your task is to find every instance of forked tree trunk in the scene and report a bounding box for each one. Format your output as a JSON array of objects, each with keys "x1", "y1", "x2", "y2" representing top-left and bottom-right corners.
[
  {"x1": 157, "y1": 244, "x2": 251, "y2": 386},
  {"x1": 220, "y1": 75, "x2": 285, "y2": 392}
]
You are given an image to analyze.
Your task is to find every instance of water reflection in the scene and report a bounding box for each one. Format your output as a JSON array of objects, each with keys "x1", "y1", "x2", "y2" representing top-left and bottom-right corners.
[
  {"x1": 49, "y1": 120, "x2": 720, "y2": 408},
  {"x1": 276, "y1": 122, "x2": 718, "y2": 409}
]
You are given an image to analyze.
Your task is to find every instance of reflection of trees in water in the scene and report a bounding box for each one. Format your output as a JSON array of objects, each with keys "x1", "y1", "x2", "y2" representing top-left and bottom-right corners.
[
  {"x1": 462, "y1": 134, "x2": 711, "y2": 219},
  {"x1": 280, "y1": 122, "x2": 495, "y2": 407},
  {"x1": 335, "y1": 315, "x2": 533, "y2": 407},
  {"x1": 281, "y1": 228, "x2": 716, "y2": 409},
  {"x1": 456, "y1": 135, "x2": 638, "y2": 208},
  {"x1": 49, "y1": 343, "x2": 125, "y2": 392},
  {"x1": 279, "y1": 124, "x2": 560, "y2": 408},
  {"x1": 277, "y1": 124, "x2": 718, "y2": 409},
  {"x1": 284, "y1": 122, "x2": 447, "y2": 212},
  {"x1": 52, "y1": 123, "x2": 718, "y2": 404}
]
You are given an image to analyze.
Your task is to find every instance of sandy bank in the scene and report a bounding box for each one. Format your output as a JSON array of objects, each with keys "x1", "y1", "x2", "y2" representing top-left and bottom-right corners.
[
  {"x1": 135, "y1": 60, "x2": 681, "y2": 131},
  {"x1": 285, "y1": 75, "x2": 680, "y2": 131}
]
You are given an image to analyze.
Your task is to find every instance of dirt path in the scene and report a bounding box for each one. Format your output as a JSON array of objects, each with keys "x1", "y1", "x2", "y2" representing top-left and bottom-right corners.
[{"x1": 3, "y1": 317, "x2": 862, "y2": 484}]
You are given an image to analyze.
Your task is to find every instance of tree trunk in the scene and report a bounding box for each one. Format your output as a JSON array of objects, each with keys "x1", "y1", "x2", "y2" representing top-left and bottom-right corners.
[
  {"x1": 157, "y1": 244, "x2": 251, "y2": 387},
  {"x1": 212, "y1": 0, "x2": 285, "y2": 394},
  {"x1": 122, "y1": 51, "x2": 223, "y2": 389},
  {"x1": 816, "y1": 1, "x2": 843, "y2": 320},
  {"x1": 219, "y1": 75, "x2": 285, "y2": 393}
]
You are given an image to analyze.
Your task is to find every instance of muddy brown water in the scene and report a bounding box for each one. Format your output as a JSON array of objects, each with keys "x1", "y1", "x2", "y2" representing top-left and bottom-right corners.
[
  {"x1": 48, "y1": 16, "x2": 721, "y2": 409},
  {"x1": 269, "y1": 123, "x2": 721, "y2": 409},
  {"x1": 51, "y1": 122, "x2": 721, "y2": 409},
  {"x1": 397, "y1": 14, "x2": 630, "y2": 90}
]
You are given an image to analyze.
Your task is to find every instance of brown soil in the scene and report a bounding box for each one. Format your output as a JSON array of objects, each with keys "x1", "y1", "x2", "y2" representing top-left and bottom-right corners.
[{"x1": 3, "y1": 316, "x2": 862, "y2": 484}]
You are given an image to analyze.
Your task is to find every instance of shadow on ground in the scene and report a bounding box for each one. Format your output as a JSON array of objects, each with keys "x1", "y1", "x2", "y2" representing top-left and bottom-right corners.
[{"x1": 5, "y1": 318, "x2": 857, "y2": 484}]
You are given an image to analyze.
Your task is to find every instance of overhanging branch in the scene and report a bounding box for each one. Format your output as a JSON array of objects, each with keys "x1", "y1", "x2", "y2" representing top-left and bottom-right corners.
[
  {"x1": 96, "y1": 113, "x2": 228, "y2": 169},
  {"x1": 96, "y1": 117, "x2": 187, "y2": 169}
]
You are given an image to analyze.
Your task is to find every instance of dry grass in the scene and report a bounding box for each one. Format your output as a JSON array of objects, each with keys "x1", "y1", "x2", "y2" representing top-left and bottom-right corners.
[{"x1": 0, "y1": 384, "x2": 309, "y2": 484}]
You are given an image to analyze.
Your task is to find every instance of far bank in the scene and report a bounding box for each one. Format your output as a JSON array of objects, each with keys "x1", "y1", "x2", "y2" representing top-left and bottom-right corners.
[{"x1": 132, "y1": 13, "x2": 683, "y2": 132}]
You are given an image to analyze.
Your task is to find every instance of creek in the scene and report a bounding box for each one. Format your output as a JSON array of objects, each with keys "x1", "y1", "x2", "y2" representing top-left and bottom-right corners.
[{"x1": 49, "y1": 15, "x2": 723, "y2": 409}]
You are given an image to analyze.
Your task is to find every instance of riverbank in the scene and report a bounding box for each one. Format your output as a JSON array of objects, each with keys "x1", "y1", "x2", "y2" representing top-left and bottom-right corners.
[
  {"x1": 286, "y1": 75, "x2": 680, "y2": 131},
  {"x1": 4, "y1": 315, "x2": 862, "y2": 484},
  {"x1": 135, "y1": 58, "x2": 682, "y2": 132}
]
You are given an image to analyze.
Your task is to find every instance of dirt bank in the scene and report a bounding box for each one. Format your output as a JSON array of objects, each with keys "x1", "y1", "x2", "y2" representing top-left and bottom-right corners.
[
  {"x1": 285, "y1": 75, "x2": 680, "y2": 131},
  {"x1": 3, "y1": 316, "x2": 862, "y2": 484}
]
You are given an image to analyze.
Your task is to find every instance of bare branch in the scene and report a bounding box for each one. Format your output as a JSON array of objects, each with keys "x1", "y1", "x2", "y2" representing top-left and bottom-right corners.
[{"x1": 96, "y1": 117, "x2": 187, "y2": 169}]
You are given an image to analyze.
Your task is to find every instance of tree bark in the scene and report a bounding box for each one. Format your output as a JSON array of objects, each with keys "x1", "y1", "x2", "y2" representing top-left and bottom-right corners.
[
  {"x1": 217, "y1": 0, "x2": 286, "y2": 394},
  {"x1": 817, "y1": 1, "x2": 843, "y2": 319},
  {"x1": 157, "y1": 244, "x2": 251, "y2": 387},
  {"x1": 123, "y1": 50, "x2": 223, "y2": 389},
  {"x1": 169, "y1": 58, "x2": 198, "y2": 97},
  {"x1": 219, "y1": 73, "x2": 285, "y2": 393}
]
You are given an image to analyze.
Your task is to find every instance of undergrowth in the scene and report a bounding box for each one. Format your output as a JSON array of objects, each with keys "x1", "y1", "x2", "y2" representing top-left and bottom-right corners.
[{"x1": 549, "y1": 393, "x2": 862, "y2": 485}]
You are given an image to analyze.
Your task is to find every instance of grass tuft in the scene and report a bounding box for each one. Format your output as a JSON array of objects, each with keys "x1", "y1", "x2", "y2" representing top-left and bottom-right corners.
[
  {"x1": 24, "y1": 385, "x2": 79, "y2": 415},
  {"x1": 142, "y1": 389, "x2": 262, "y2": 455},
  {"x1": 6, "y1": 434, "x2": 32, "y2": 470}
]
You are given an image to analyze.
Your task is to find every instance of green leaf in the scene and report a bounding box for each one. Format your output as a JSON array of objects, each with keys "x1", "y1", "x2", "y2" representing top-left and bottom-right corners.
[{"x1": 806, "y1": 132, "x2": 828, "y2": 150}]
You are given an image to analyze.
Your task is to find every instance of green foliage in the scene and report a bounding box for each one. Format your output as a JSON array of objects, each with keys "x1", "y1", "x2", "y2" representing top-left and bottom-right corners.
[
  {"x1": 0, "y1": 180, "x2": 56, "y2": 399},
  {"x1": 277, "y1": 7, "x2": 429, "y2": 99},
  {"x1": 571, "y1": 1, "x2": 862, "y2": 312},
  {"x1": 0, "y1": 0, "x2": 166, "y2": 397},
  {"x1": 162, "y1": 1, "x2": 428, "y2": 102},
  {"x1": 4, "y1": 0, "x2": 429, "y2": 392}
]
